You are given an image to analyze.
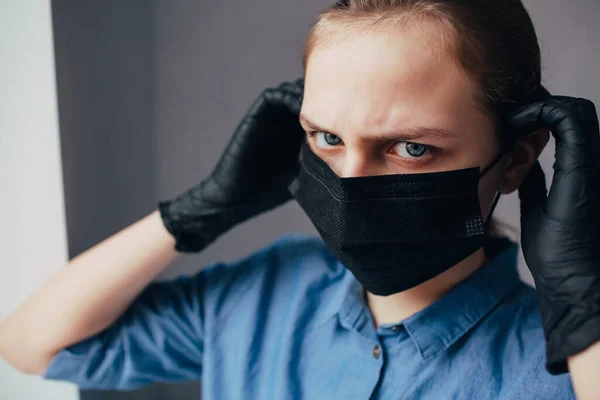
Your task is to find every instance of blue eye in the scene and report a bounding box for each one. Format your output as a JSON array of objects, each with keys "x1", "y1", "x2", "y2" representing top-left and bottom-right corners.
[
  {"x1": 315, "y1": 132, "x2": 342, "y2": 148},
  {"x1": 394, "y1": 142, "x2": 430, "y2": 158}
]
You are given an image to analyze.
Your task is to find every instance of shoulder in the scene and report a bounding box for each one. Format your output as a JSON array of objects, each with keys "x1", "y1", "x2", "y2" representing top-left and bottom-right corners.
[
  {"x1": 201, "y1": 233, "x2": 342, "y2": 289},
  {"x1": 486, "y1": 283, "x2": 576, "y2": 399},
  {"x1": 200, "y1": 233, "x2": 349, "y2": 332},
  {"x1": 492, "y1": 282, "x2": 544, "y2": 342}
]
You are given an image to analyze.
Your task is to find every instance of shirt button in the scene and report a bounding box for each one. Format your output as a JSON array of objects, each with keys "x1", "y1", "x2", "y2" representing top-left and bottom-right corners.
[
  {"x1": 372, "y1": 344, "x2": 381, "y2": 359},
  {"x1": 391, "y1": 325, "x2": 401, "y2": 331}
]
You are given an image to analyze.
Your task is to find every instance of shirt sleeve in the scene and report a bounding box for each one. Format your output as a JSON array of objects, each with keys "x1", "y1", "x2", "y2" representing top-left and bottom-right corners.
[
  {"x1": 43, "y1": 272, "x2": 207, "y2": 390},
  {"x1": 42, "y1": 234, "x2": 326, "y2": 391}
]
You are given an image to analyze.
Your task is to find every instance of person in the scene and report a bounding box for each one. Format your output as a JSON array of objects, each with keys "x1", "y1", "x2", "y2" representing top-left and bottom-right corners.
[{"x1": 1, "y1": 0, "x2": 599, "y2": 398}]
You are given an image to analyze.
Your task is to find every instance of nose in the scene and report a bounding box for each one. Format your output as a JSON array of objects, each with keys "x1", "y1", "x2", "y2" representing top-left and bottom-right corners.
[{"x1": 337, "y1": 150, "x2": 378, "y2": 178}]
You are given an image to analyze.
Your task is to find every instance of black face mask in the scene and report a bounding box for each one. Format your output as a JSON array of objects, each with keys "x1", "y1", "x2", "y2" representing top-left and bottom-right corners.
[{"x1": 288, "y1": 143, "x2": 503, "y2": 296}]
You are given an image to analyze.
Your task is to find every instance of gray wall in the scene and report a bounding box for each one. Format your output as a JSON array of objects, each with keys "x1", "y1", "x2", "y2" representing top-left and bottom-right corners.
[
  {"x1": 52, "y1": 0, "x2": 157, "y2": 257},
  {"x1": 51, "y1": 1, "x2": 600, "y2": 399},
  {"x1": 52, "y1": 1, "x2": 160, "y2": 399}
]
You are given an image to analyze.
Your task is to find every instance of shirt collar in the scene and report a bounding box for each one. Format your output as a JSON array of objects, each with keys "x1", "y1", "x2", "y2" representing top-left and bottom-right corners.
[{"x1": 338, "y1": 239, "x2": 522, "y2": 359}]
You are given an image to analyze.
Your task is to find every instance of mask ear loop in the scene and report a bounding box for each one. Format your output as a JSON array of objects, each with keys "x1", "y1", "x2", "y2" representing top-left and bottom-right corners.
[
  {"x1": 484, "y1": 192, "x2": 502, "y2": 229},
  {"x1": 483, "y1": 85, "x2": 551, "y2": 245},
  {"x1": 478, "y1": 151, "x2": 505, "y2": 229},
  {"x1": 479, "y1": 152, "x2": 504, "y2": 178}
]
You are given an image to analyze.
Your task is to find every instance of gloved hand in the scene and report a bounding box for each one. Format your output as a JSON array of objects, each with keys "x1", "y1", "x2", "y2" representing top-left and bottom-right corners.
[
  {"x1": 159, "y1": 79, "x2": 305, "y2": 252},
  {"x1": 510, "y1": 96, "x2": 600, "y2": 374}
]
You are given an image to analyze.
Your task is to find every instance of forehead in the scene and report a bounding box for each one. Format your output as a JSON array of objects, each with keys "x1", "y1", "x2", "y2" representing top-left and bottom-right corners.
[{"x1": 302, "y1": 20, "x2": 490, "y2": 138}]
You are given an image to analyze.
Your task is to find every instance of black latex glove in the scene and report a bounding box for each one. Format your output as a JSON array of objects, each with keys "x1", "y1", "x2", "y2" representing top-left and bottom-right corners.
[
  {"x1": 510, "y1": 96, "x2": 600, "y2": 374},
  {"x1": 159, "y1": 79, "x2": 305, "y2": 252}
]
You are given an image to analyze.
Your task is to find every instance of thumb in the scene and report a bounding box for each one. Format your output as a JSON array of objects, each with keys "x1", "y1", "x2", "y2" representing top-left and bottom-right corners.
[{"x1": 518, "y1": 160, "x2": 547, "y2": 219}]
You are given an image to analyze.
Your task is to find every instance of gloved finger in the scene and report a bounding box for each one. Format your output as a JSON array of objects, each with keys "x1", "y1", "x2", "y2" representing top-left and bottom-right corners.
[
  {"x1": 518, "y1": 160, "x2": 547, "y2": 217},
  {"x1": 273, "y1": 78, "x2": 304, "y2": 106},
  {"x1": 510, "y1": 97, "x2": 600, "y2": 222},
  {"x1": 263, "y1": 84, "x2": 303, "y2": 114},
  {"x1": 508, "y1": 97, "x2": 600, "y2": 166},
  {"x1": 244, "y1": 82, "x2": 303, "y2": 128},
  {"x1": 290, "y1": 77, "x2": 305, "y2": 91},
  {"x1": 277, "y1": 81, "x2": 303, "y2": 97}
]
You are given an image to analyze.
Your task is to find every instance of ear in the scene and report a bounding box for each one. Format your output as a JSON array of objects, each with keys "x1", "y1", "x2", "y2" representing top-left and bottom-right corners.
[{"x1": 498, "y1": 128, "x2": 550, "y2": 194}]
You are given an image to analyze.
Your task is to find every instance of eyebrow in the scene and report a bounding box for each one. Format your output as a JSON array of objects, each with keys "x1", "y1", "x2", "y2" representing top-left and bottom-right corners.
[{"x1": 299, "y1": 113, "x2": 457, "y2": 142}]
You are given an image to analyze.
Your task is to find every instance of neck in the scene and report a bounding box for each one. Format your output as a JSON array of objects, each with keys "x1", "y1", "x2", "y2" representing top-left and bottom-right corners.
[{"x1": 366, "y1": 248, "x2": 488, "y2": 327}]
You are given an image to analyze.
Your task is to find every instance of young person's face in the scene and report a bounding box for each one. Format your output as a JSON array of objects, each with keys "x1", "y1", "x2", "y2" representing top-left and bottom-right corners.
[{"x1": 301, "y1": 21, "x2": 543, "y2": 218}]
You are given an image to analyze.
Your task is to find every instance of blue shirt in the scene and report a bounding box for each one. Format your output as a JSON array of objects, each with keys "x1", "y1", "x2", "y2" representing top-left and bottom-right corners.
[{"x1": 44, "y1": 234, "x2": 574, "y2": 399}]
